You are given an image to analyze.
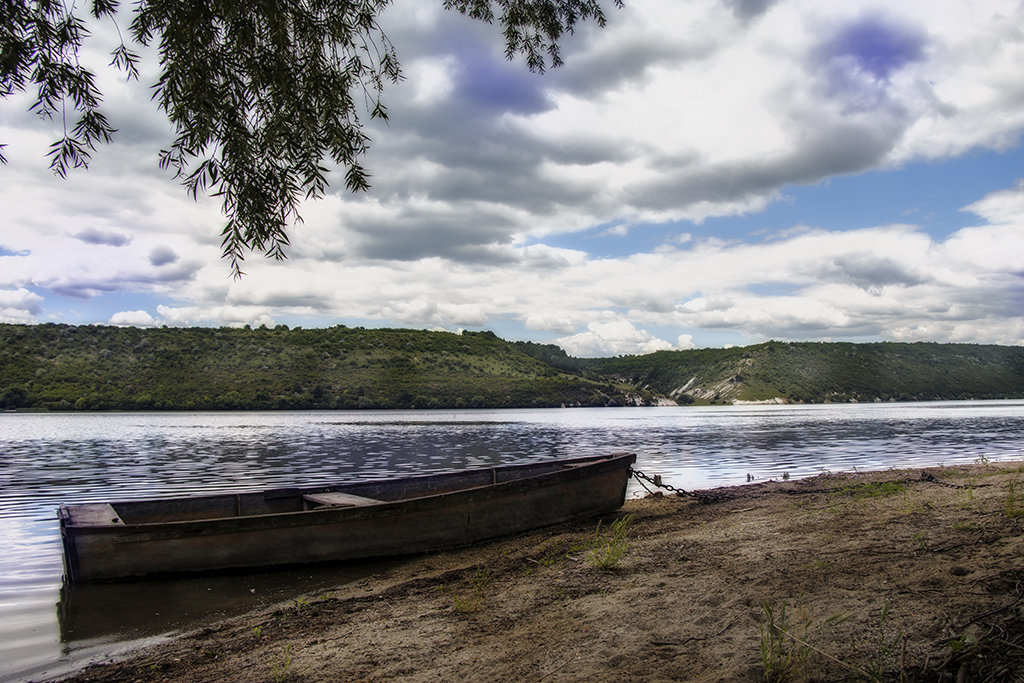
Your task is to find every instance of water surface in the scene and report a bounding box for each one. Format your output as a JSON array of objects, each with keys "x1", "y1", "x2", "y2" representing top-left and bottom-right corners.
[{"x1": 2, "y1": 402, "x2": 1022, "y2": 681}]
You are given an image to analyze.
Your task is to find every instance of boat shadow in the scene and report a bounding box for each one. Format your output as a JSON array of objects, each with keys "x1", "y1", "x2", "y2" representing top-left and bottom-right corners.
[{"x1": 56, "y1": 558, "x2": 402, "y2": 646}]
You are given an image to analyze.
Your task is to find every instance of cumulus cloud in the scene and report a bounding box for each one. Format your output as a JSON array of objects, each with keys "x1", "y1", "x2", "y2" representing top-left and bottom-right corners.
[
  {"x1": 109, "y1": 310, "x2": 159, "y2": 326},
  {"x1": 724, "y1": 0, "x2": 777, "y2": 21},
  {"x1": 818, "y1": 15, "x2": 926, "y2": 81},
  {"x1": 344, "y1": 201, "x2": 521, "y2": 262},
  {"x1": 961, "y1": 179, "x2": 1024, "y2": 225},
  {"x1": 33, "y1": 257, "x2": 202, "y2": 300},
  {"x1": 71, "y1": 227, "x2": 133, "y2": 247},
  {"x1": 0, "y1": 288, "x2": 44, "y2": 323},
  {"x1": 149, "y1": 246, "x2": 179, "y2": 267},
  {"x1": 554, "y1": 320, "x2": 677, "y2": 357},
  {"x1": 155, "y1": 305, "x2": 276, "y2": 329}
]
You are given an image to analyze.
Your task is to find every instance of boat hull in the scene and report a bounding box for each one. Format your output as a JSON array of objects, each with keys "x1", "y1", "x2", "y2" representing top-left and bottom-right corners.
[{"x1": 59, "y1": 453, "x2": 635, "y2": 582}]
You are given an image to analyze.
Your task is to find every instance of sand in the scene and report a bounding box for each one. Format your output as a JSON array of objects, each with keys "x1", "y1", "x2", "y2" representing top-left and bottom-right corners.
[{"x1": 55, "y1": 460, "x2": 1024, "y2": 682}]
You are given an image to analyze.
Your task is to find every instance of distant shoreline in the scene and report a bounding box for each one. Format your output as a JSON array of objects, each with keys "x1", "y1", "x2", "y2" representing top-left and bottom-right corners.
[
  {"x1": 3, "y1": 324, "x2": 1023, "y2": 412},
  {"x1": 6, "y1": 395, "x2": 1024, "y2": 415}
]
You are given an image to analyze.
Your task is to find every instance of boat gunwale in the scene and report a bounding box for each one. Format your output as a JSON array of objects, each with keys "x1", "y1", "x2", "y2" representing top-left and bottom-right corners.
[{"x1": 60, "y1": 453, "x2": 636, "y2": 532}]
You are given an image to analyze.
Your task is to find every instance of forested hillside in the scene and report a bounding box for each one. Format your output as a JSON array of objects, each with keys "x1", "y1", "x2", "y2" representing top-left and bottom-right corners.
[
  {"x1": 2, "y1": 324, "x2": 1022, "y2": 410},
  {"x1": 0, "y1": 324, "x2": 649, "y2": 411},
  {"x1": 591, "y1": 341, "x2": 1024, "y2": 404}
]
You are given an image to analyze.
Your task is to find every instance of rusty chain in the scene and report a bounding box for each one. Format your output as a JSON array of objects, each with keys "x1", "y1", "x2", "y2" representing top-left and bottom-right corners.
[{"x1": 630, "y1": 467, "x2": 693, "y2": 497}]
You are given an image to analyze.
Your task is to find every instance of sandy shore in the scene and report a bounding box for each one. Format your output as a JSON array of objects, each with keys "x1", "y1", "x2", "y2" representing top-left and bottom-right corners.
[{"x1": 56, "y1": 461, "x2": 1024, "y2": 682}]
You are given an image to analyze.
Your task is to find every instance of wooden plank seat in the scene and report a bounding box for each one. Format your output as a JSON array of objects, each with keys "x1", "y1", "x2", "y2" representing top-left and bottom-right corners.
[
  {"x1": 302, "y1": 492, "x2": 383, "y2": 508},
  {"x1": 66, "y1": 503, "x2": 123, "y2": 526}
]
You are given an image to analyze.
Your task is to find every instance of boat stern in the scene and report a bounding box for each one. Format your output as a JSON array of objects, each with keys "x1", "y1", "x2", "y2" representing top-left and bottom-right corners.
[{"x1": 57, "y1": 504, "x2": 82, "y2": 584}]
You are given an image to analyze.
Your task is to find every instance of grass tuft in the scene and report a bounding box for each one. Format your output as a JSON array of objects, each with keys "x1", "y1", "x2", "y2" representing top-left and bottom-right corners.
[
  {"x1": 1005, "y1": 480, "x2": 1024, "y2": 518},
  {"x1": 586, "y1": 514, "x2": 634, "y2": 569},
  {"x1": 452, "y1": 566, "x2": 493, "y2": 613},
  {"x1": 760, "y1": 601, "x2": 811, "y2": 682},
  {"x1": 270, "y1": 643, "x2": 293, "y2": 682}
]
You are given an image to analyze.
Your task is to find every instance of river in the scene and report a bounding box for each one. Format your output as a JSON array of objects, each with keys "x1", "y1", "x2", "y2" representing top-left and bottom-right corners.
[{"x1": 2, "y1": 401, "x2": 1023, "y2": 681}]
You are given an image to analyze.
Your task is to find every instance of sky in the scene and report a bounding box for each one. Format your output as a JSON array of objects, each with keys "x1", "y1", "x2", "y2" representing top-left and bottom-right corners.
[{"x1": 2, "y1": 0, "x2": 1024, "y2": 357}]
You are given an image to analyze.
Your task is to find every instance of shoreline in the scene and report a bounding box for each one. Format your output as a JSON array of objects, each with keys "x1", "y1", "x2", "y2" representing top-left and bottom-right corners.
[{"x1": 53, "y1": 460, "x2": 1024, "y2": 682}]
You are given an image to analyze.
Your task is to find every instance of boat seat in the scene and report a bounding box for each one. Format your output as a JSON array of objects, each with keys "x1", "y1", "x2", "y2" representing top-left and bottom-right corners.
[
  {"x1": 65, "y1": 503, "x2": 123, "y2": 526},
  {"x1": 302, "y1": 492, "x2": 383, "y2": 508}
]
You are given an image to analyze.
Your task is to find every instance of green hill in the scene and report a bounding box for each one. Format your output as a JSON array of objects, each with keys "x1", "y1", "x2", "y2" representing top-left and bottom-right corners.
[
  {"x1": 1, "y1": 324, "x2": 1022, "y2": 410},
  {"x1": 0, "y1": 324, "x2": 651, "y2": 411},
  {"x1": 590, "y1": 341, "x2": 1024, "y2": 404}
]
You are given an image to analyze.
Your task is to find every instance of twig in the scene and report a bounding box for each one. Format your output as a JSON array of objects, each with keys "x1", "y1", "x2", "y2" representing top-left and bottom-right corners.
[
  {"x1": 992, "y1": 637, "x2": 1024, "y2": 653},
  {"x1": 682, "y1": 616, "x2": 740, "y2": 645},
  {"x1": 955, "y1": 590, "x2": 1024, "y2": 629},
  {"x1": 780, "y1": 628, "x2": 874, "y2": 679},
  {"x1": 651, "y1": 615, "x2": 739, "y2": 647},
  {"x1": 537, "y1": 655, "x2": 579, "y2": 681}
]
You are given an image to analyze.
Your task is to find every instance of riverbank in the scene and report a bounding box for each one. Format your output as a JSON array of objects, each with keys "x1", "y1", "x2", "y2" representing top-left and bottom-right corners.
[{"x1": 56, "y1": 460, "x2": 1024, "y2": 682}]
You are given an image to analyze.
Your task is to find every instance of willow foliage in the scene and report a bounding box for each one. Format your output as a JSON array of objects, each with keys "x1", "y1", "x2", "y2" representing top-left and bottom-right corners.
[{"x1": 1, "y1": 0, "x2": 619, "y2": 275}]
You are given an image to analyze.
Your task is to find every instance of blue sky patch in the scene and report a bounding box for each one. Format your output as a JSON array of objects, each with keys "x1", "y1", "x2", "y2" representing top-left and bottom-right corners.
[{"x1": 540, "y1": 144, "x2": 1024, "y2": 258}]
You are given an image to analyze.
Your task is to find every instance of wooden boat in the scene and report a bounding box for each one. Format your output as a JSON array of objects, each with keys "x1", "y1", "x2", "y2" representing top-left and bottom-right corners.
[{"x1": 58, "y1": 452, "x2": 636, "y2": 583}]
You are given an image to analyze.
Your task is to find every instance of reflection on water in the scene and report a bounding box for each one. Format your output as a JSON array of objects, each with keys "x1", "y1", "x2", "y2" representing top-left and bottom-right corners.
[
  {"x1": 1, "y1": 402, "x2": 1023, "y2": 681},
  {"x1": 56, "y1": 558, "x2": 401, "y2": 644}
]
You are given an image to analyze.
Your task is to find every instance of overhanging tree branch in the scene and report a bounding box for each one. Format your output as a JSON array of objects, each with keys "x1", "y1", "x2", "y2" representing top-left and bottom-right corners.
[{"x1": 1, "y1": 0, "x2": 620, "y2": 276}]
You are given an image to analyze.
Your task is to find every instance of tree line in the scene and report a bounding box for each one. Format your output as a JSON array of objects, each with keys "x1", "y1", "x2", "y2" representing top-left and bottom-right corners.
[{"x1": 2, "y1": 323, "x2": 1022, "y2": 411}]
